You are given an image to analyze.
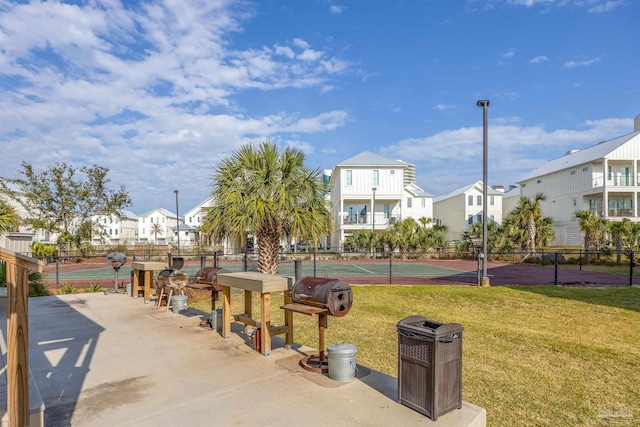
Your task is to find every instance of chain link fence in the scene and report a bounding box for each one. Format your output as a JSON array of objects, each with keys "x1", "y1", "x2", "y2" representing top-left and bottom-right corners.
[{"x1": 38, "y1": 249, "x2": 640, "y2": 288}]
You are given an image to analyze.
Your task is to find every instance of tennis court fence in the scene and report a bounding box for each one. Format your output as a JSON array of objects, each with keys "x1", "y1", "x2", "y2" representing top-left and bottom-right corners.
[{"x1": 35, "y1": 249, "x2": 640, "y2": 288}]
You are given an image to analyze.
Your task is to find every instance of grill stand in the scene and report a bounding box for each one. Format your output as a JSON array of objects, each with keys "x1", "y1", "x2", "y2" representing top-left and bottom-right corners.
[{"x1": 281, "y1": 304, "x2": 330, "y2": 374}]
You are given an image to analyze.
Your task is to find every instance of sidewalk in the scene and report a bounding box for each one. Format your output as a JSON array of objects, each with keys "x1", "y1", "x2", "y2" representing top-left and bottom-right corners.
[{"x1": 5, "y1": 293, "x2": 485, "y2": 426}]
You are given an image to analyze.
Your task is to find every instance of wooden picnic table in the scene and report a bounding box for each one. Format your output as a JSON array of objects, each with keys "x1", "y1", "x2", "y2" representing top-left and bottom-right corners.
[{"x1": 217, "y1": 272, "x2": 293, "y2": 356}]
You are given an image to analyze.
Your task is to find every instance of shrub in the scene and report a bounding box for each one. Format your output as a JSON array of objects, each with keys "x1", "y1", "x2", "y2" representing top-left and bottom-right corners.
[
  {"x1": 86, "y1": 282, "x2": 103, "y2": 293},
  {"x1": 58, "y1": 283, "x2": 77, "y2": 295},
  {"x1": 29, "y1": 282, "x2": 49, "y2": 297}
]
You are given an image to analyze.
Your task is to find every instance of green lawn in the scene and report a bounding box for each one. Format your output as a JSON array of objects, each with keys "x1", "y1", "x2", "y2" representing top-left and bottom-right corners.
[{"x1": 192, "y1": 285, "x2": 640, "y2": 426}]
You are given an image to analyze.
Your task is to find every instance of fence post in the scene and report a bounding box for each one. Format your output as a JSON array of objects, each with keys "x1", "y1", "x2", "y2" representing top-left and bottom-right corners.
[
  {"x1": 214, "y1": 251, "x2": 218, "y2": 268},
  {"x1": 294, "y1": 259, "x2": 302, "y2": 282},
  {"x1": 579, "y1": 250, "x2": 582, "y2": 271},
  {"x1": 55, "y1": 256, "x2": 60, "y2": 288},
  {"x1": 629, "y1": 251, "x2": 634, "y2": 287},
  {"x1": 313, "y1": 251, "x2": 317, "y2": 278},
  {"x1": 389, "y1": 252, "x2": 392, "y2": 285},
  {"x1": 554, "y1": 252, "x2": 558, "y2": 286}
]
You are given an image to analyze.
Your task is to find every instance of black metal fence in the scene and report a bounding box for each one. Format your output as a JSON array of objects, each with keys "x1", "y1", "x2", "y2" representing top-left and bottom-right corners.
[{"x1": 39, "y1": 248, "x2": 640, "y2": 288}]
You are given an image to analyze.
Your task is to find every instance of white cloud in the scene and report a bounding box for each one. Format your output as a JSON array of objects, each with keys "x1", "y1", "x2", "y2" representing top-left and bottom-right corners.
[
  {"x1": 500, "y1": 49, "x2": 516, "y2": 58},
  {"x1": 434, "y1": 104, "x2": 455, "y2": 111},
  {"x1": 529, "y1": 55, "x2": 549, "y2": 63},
  {"x1": 0, "y1": 0, "x2": 354, "y2": 213},
  {"x1": 329, "y1": 5, "x2": 345, "y2": 15},
  {"x1": 379, "y1": 116, "x2": 634, "y2": 194},
  {"x1": 588, "y1": 1, "x2": 624, "y2": 13},
  {"x1": 564, "y1": 56, "x2": 602, "y2": 68}
]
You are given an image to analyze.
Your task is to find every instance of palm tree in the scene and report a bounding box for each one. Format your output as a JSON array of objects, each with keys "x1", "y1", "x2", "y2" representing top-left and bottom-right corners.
[
  {"x1": 573, "y1": 210, "x2": 608, "y2": 264},
  {"x1": 150, "y1": 222, "x2": 163, "y2": 244},
  {"x1": 608, "y1": 218, "x2": 631, "y2": 264},
  {"x1": 515, "y1": 193, "x2": 546, "y2": 256},
  {"x1": 383, "y1": 218, "x2": 420, "y2": 259},
  {"x1": 202, "y1": 142, "x2": 332, "y2": 274}
]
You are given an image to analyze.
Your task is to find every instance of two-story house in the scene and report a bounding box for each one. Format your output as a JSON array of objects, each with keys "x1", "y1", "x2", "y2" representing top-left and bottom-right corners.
[
  {"x1": 138, "y1": 208, "x2": 181, "y2": 245},
  {"x1": 433, "y1": 181, "x2": 503, "y2": 242},
  {"x1": 91, "y1": 210, "x2": 138, "y2": 245},
  {"x1": 329, "y1": 151, "x2": 434, "y2": 250},
  {"x1": 519, "y1": 114, "x2": 640, "y2": 246}
]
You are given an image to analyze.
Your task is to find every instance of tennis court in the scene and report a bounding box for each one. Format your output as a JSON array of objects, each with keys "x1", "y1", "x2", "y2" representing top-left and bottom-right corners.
[{"x1": 44, "y1": 258, "x2": 478, "y2": 288}]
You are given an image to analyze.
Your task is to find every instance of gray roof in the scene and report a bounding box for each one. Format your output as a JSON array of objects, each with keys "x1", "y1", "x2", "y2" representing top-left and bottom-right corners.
[
  {"x1": 170, "y1": 224, "x2": 195, "y2": 231},
  {"x1": 336, "y1": 151, "x2": 407, "y2": 167},
  {"x1": 434, "y1": 181, "x2": 501, "y2": 202},
  {"x1": 140, "y1": 207, "x2": 179, "y2": 219},
  {"x1": 405, "y1": 182, "x2": 433, "y2": 197},
  {"x1": 519, "y1": 131, "x2": 640, "y2": 182},
  {"x1": 120, "y1": 209, "x2": 138, "y2": 220}
]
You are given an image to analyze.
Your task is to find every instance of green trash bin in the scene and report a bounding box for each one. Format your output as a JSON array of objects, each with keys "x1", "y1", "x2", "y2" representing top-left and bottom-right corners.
[{"x1": 397, "y1": 315, "x2": 463, "y2": 421}]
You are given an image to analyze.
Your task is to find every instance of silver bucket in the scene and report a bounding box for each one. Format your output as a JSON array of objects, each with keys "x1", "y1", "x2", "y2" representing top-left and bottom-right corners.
[{"x1": 327, "y1": 342, "x2": 358, "y2": 382}]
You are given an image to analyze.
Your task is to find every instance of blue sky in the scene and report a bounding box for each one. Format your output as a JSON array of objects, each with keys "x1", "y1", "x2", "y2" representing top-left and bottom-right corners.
[{"x1": 1, "y1": 0, "x2": 639, "y2": 215}]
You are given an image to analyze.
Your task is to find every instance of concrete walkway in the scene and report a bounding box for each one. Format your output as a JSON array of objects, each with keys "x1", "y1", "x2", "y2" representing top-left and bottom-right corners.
[{"x1": 6, "y1": 293, "x2": 485, "y2": 426}]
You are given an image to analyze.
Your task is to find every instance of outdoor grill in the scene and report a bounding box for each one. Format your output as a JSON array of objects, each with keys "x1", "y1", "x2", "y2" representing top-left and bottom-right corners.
[
  {"x1": 291, "y1": 277, "x2": 353, "y2": 317},
  {"x1": 283, "y1": 277, "x2": 353, "y2": 373},
  {"x1": 155, "y1": 257, "x2": 188, "y2": 311},
  {"x1": 192, "y1": 266, "x2": 230, "y2": 313},
  {"x1": 106, "y1": 252, "x2": 126, "y2": 293}
]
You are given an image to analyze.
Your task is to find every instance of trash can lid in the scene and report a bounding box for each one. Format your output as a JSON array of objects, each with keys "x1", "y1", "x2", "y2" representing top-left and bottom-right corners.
[{"x1": 327, "y1": 342, "x2": 358, "y2": 354}]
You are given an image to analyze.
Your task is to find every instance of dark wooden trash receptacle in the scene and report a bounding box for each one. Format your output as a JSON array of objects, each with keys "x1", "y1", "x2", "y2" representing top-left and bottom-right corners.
[{"x1": 397, "y1": 315, "x2": 463, "y2": 421}]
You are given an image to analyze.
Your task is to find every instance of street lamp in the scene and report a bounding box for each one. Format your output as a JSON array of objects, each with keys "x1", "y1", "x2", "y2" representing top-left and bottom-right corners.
[
  {"x1": 476, "y1": 100, "x2": 490, "y2": 287},
  {"x1": 174, "y1": 189, "x2": 180, "y2": 257}
]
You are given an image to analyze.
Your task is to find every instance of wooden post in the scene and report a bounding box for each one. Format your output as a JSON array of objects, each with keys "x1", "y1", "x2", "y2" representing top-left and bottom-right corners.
[{"x1": 1, "y1": 248, "x2": 43, "y2": 427}]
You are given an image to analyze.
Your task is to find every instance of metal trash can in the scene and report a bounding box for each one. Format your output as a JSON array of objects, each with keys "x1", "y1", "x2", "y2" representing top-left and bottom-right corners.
[
  {"x1": 170, "y1": 295, "x2": 188, "y2": 313},
  {"x1": 327, "y1": 342, "x2": 358, "y2": 382},
  {"x1": 397, "y1": 315, "x2": 463, "y2": 421}
]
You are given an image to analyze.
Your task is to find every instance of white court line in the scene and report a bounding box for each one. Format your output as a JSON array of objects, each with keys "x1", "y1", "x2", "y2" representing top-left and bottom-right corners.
[{"x1": 352, "y1": 264, "x2": 376, "y2": 275}]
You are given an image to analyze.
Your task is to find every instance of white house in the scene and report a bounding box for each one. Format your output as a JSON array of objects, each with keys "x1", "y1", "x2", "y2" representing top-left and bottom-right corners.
[
  {"x1": 91, "y1": 210, "x2": 138, "y2": 245},
  {"x1": 329, "y1": 151, "x2": 434, "y2": 250},
  {"x1": 137, "y1": 208, "x2": 181, "y2": 245},
  {"x1": 502, "y1": 185, "x2": 521, "y2": 217},
  {"x1": 519, "y1": 115, "x2": 640, "y2": 246},
  {"x1": 433, "y1": 181, "x2": 503, "y2": 242}
]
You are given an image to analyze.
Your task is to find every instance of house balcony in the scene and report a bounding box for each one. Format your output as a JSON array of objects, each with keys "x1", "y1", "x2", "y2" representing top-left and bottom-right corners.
[{"x1": 340, "y1": 212, "x2": 400, "y2": 229}]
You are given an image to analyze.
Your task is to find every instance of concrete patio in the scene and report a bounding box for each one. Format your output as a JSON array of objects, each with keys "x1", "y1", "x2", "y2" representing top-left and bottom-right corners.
[{"x1": 2, "y1": 292, "x2": 485, "y2": 426}]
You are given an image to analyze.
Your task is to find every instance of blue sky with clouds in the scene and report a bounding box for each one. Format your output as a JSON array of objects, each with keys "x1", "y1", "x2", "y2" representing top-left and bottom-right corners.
[{"x1": 1, "y1": 0, "x2": 639, "y2": 214}]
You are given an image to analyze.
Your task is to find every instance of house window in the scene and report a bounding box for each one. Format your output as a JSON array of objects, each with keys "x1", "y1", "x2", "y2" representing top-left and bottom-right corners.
[
  {"x1": 490, "y1": 195, "x2": 495, "y2": 206},
  {"x1": 143, "y1": 218, "x2": 146, "y2": 223},
  {"x1": 150, "y1": 218, "x2": 153, "y2": 223},
  {"x1": 421, "y1": 198, "x2": 426, "y2": 208},
  {"x1": 490, "y1": 214, "x2": 495, "y2": 222},
  {"x1": 346, "y1": 170, "x2": 353, "y2": 185},
  {"x1": 582, "y1": 167, "x2": 588, "y2": 172},
  {"x1": 407, "y1": 197, "x2": 413, "y2": 208},
  {"x1": 572, "y1": 198, "x2": 577, "y2": 212},
  {"x1": 570, "y1": 170, "x2": 576, "y2": 175},
  {"x1": 537, "y1": 179, "x2": 542, "y2": 184},
  {"x1": 373, "y1": 170, "x2": 379, "y2": 186},
  {"x1": 477, "y1": 195, "x2": 482, "y2": 206},
  {"x1": 162, "y1": 218, "x2": 165, "y2": 223},
  {"x1": 468, "y1": 195, "x2": 473, "y2": 206},
  {"x1": 115, "y1": 229, "x2": 118, "y2": 235},
  {"x1": 608, "y1": 166, "x2": 612, "y2": 180},
  {"x1": 468, "y1": 215, "x2": 473, "y2": 225},
  {"x1": 142, "y1": 228, "x2": 145, "y2": 235},
  {"x1": 522, "y1": 184, "x2": 526, "y2": 188},
  {"x1": 476, "y1": 213, "x2": 482, "y2": 223},
  {"x1": 383, "y1": 204, "x2": 390, "y2": 219},
  {"x1": 390, "y1": 170, "x2": 395, "y2": 175}
]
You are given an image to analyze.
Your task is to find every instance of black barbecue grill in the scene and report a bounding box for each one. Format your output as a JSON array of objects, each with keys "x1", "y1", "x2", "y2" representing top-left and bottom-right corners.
[
  {"x1": 106, "y1": 252, "x2": 126, "y2": 294},
  {"x1": 282, "y1": 277, "x2": 353, "y2": 373}
]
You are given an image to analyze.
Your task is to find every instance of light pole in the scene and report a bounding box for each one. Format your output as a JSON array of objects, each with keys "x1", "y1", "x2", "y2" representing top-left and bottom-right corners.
[
  {"x1": 476, "y1": 100, "x2": 490, "y2": 287},
  {"x1": 174, "y1": 189, "x2": 180, "y2": 257}
]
